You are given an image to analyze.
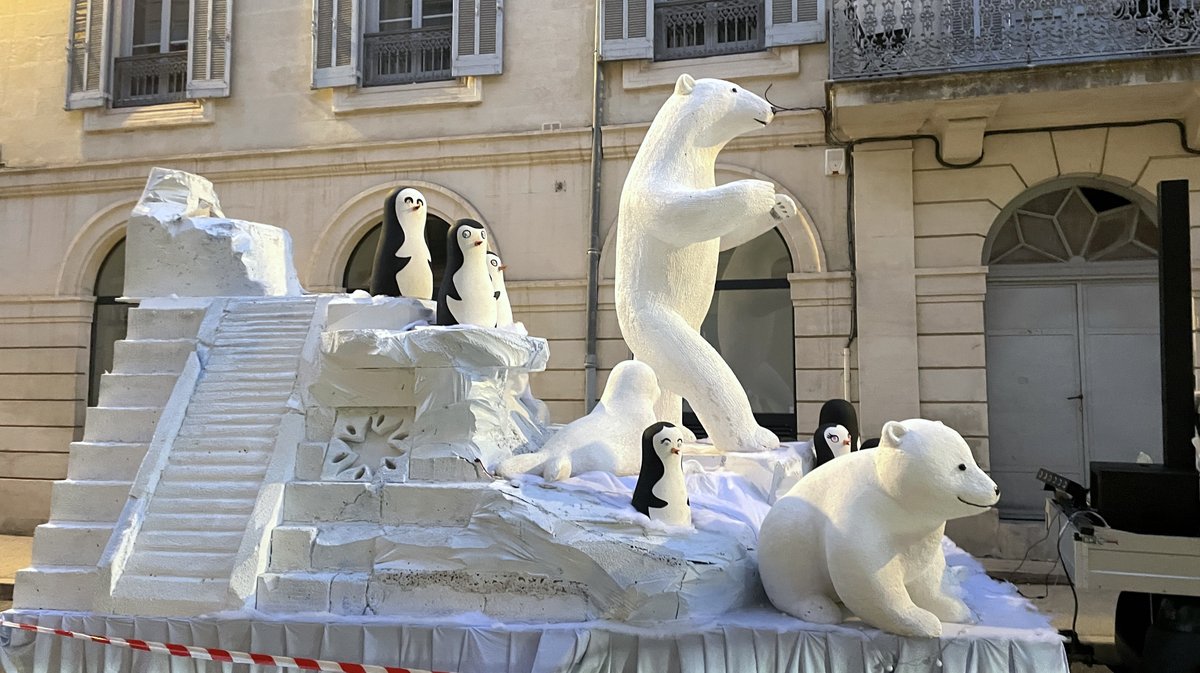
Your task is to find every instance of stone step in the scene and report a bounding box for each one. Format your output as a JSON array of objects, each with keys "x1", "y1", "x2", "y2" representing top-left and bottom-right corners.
[
  {"x1": 205, "y1": 354, "x2": 301, "y2": 366},
  {"x1": 176, "y1": 423, "x2": 280, "y2": 439},
  {"x1": 97, "y1": 372, "x2": 179, "y2": 407},
  {"x1": 66, "y1": 441, "x2": 149, "y2": 480},
  {"x1": 216, "y1": 325, "x2": 309, "y2": 335},
  {"x1": 48, "y1": 480, "x2": 131, "y2": 522},
  {"x1": 221, "y1": 315, "x2": 313, "y2": 326},
  {"x1": 112, "y1": 574, "x2": 230, "y2": 616},
  {"x1": 140, "y1": 512, "x2": 249, "y2": 533},
  {"x1": 193, "y1": 371, "x2": 297, "y2": 386},
  {"x1": 82, "y1": 406, "x2": 162, "y2": 443},
  {"x1": 126, "y1": 307, "x2": 206, "y2": 340},
  {"x1": 13, "y1": 565, "x2": 98, "y2": 611},
  {"x1": 159, "y1": 462, "x2": 267, "y2": 484},
  {"x1": 187, "y1": 393, "x2": 294, "y2": 407},
  {"x1": 172, "y1": 437, "x2": 275, "y2": 453},
  {"x1": 204, "y1": 344, "x2": 303, "y2": 355},
  {"x1": 125, "y1": 550, "x2": 236, "y2": 578},
  {"x1": 31, "y1": 522, "x2": 114, "y2": 566},
  {"x1": 171, "y1": 441, "x2": 274, "y2": 459},
  {"x1": 155, "y1": 480, "x2": 261, "y2": 501},
  {"x1": 182, "y1": 403, "x2": 288, "y2": 416},
  {"x1": 181, "y1": 411, "x2": 285, "y2": 425},
  {"x1": 153, "y1": 496, "x2": 257, "y2": 515},
  {"x1": 112, "y1": 339, "x2": 195, "y2": 374},
  {"x1": 136, "y1": 529, "x2": 245, "y2": 551}
]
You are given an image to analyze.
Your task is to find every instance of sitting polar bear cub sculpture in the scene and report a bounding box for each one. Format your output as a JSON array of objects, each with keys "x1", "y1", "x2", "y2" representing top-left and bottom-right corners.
[
  {"x1": 757, "y1": 419, "x2": 1001, "y2": 638},
  {"x1": 614, "y1": 74, "x2": 797, "y2": 453}
]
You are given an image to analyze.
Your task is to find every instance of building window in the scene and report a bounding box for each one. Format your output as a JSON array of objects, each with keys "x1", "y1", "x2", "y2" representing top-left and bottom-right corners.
[
  {"x1": 362, "y1": 0, "x2": 454, "y2": 87},
  {"x1": 64, "y1": 0, "x2": 232, "y2": 111},
  {"x1": 342, "y1": 216, "x2": 453, "y2": 292},
  {"x1": 600, "y1": 0, "x2": 825, "y2": 62},
  {"x1": 683, "y1": 229, "x2": 797, "y2": 441},
  {"x1": 312, "y1": 0, "x2": 504, "y2": 90},
  {"x1": 655, "y1": 0, "x2": 765, "y2": 61},
  {"x1": 89, "y1": 239, "x2": 131, "y2": 407},
  {"x1": 987, "y1": 185, "x2": 1158, "y2": 265}
]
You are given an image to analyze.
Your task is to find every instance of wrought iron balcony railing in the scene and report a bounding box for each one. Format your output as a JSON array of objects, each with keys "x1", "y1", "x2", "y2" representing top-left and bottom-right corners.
[
  {"x1": 655, "y1": 0, "x2": 765, "y2": 61},
  {"x1": 112, "y1": 51, "x2": 188, "y2": 108},
  {"x1": 362, "y1": 27, "x2": 453, "y2": 87},
  {"x1": 831, "y1": 0, "x2": 1200, "y2": 80}
]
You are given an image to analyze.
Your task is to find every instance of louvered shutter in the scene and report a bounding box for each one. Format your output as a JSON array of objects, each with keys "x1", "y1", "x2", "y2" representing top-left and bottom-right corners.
[
  {"x1": 64, "y1": 0, "x2": 110, "y2": 110},
  {"x1": 600, "y1": 0, "x2": 652, "y2": 61},
  {"x1": 187, "y1": 0, "x2": 232, "y2": 97},
  {"x1": 312, "y1": 0, "x2": 360, "y2": 88},
  {"x1": 765, "y1": 0, "x2": 826, "y2": 46},
  {"x1": 452, "y1": 0, "x2": 503, "y2": 76}
]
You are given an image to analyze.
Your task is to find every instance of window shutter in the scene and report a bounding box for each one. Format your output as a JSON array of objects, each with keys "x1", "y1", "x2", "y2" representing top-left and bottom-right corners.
[
  {"x1": 64, "y1": 0, "x2": 110, "y2": 110},
  {"x1": 187, "y1": 0, "x2": 233, "y2": 98},
  {"x1": 312, "y1": 0, "x2": 360, "y2": 88},
  {"x1": 451, "y1": 0, "x2": 504, "y2": 77},
  {"x1": 600, "y1": 0, "x2": 652, "y2": 61},
  {"x1": 765, "y1": 0, "x2": 826, "y2": 46}
]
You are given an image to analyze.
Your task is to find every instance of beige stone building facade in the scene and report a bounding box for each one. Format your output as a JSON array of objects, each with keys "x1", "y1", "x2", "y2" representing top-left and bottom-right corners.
[{"x1": 1, "y1": 0, "x2": 1198, "y2": 557}]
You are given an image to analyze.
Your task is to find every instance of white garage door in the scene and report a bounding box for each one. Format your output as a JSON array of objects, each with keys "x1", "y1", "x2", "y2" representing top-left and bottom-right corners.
[{"x1": 985, "y1": 277, "x2": 1161, "y2": 519}]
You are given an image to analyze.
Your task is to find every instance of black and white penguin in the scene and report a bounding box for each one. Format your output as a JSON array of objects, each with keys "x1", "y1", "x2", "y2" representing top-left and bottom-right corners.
[
  {"x1": 486, "y1": 250, "x2": 514, "y2": 327},
  {"x1": 632, "y1": 422, "x2": 692, "y2": 527},
  {"x1": 370, "y1": 187, "x2": 434, "y2": 300},
  {"x1": 436, "y1": 219, "x2": 498, "y2": 327},
  {"x1": 811, "y1": 423, "x2": 852, "y2": 469},
  {"x1": 818, "y1": 399, "x2": 860, "y2": 451}
]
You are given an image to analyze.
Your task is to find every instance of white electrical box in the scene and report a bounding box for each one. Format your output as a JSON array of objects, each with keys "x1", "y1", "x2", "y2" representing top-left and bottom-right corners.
[{"x1": 825, "y1": 148, "x2": 846, "y2": 176}]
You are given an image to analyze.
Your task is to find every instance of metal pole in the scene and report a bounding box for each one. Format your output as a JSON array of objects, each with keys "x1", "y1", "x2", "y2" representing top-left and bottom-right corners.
[{"x1": 583, "y1": 0, "x2": 605, "y2": 413}]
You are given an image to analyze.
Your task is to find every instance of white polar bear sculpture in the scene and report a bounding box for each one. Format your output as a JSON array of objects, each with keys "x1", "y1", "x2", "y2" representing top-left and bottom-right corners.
[
  {"x1": 614, "y1": 74, "x2": 797, "y2": 453},
  {"x1": 757, "y1": 419, "x2": 1001, "y2": 638},
  {"x1": 496, "y1": 360, "x2": 660, "y2": 481}
]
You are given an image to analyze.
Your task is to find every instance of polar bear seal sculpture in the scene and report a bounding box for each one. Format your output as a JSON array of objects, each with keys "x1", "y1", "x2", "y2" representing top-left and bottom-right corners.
[
  {"x1": 497, "y1": 360, "x2": 660, "y2": 481},
  {"x1": 614, "y1": 74, "x2": 797, "y2": 453},
  {"x1": 757, "y1": 419, "x2": 1001, "y2": 637}
]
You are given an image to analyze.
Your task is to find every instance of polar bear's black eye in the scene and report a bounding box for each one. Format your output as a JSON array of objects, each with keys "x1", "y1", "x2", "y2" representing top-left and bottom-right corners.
[
  {"x1": 957, "y1": 464, "x2": 967, "y2": 471},
  {"x1": 731, "y1": 87, "x2": 738, "y2": 93}
]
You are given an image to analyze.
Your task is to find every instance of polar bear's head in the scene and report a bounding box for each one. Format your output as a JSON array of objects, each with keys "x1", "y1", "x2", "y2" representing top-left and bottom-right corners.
[
  {"x1": 874, "y1": 418, "x2": 1000, "y2": 520},
  {"x1": 657, "y1": 74, "x2": 775, "y2": 149},
  {"x1": 600, "y1": 360, "x2": 660, "y2": 409}
]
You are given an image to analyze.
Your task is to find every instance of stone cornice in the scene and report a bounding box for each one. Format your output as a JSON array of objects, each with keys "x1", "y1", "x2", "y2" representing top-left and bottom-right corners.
[{"x1": 0, "y1": 111, "x2": 827, "y2": 199}]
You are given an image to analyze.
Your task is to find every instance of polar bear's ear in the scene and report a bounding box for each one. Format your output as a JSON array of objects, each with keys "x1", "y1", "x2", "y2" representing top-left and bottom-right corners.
[
  {"x1": 674, "y1": 74, "x2": 696, "y2": 96},
  {"x1": 881, "y1": 421, "x2": 908, "y2": 447}
]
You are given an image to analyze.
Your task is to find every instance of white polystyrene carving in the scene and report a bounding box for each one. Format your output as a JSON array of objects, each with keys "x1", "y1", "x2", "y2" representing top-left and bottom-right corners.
[
  {"x1": 613, "y1": 75, "x2": 797, "y2": 453},
  {"x1": 757, "y1": 419, "x2": 1001, "y2": 638},
  {"x1": 124, "y1": 168, "x2": 304, "y2": 298},
  {"x1": 496, "y1": 360, "x2": 659, "y2": 480},
  {"x1": 322, "y1": 411, "x2": 411, "y2": 480}
]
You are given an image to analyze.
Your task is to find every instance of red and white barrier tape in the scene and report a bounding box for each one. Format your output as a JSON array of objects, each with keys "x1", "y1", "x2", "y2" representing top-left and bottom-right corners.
[{"x1": 0, "y1": 619, "x2": 449, "y2": 673}]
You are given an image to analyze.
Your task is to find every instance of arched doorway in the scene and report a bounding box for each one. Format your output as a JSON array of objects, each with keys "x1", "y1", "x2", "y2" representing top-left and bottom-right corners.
[
  {"x1": 983, "y1": 180, "x2": 1161, "y2": 518},
  {"x1": 683, "y1": 228, "x2": 797, "y2": 440},
  {"x1": 89, "y1": 238, "x2": 128, "y2": 407},
  {"x1": 342, "y1": 215, "x2": 453, "y2": 292}
]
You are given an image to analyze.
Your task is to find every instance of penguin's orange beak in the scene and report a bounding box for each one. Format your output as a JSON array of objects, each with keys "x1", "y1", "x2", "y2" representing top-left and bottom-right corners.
[
  {"x1": 843, "y1": 439, "x2": 851, "y2": 446},
  {"x1": 474, "y1": 241, "x2": 484, "y2": 246},
  {"x1": 499, "y1": 265, "x2": 508, "y2": 271},
  {"x1": 670, "y1": 447, "x2": 680, "y2": 455}
]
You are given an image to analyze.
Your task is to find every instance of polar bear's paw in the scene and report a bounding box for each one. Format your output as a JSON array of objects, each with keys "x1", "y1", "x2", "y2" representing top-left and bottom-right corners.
[
  {"x1": 735, "y1": 426, "x2": 780, "y2": 453},
  {"x1": 896, "y1": 607, "x2": 944, "y2": 639},
  {"x1": 921, "y1": 593, "x2": 973, "y2": 624},
  {"x1": 782, "y1": 595, "x2": 841, "y2": 625},
  {"x1": 770, "y1": 194, "x2": 797, "y2": 222}
]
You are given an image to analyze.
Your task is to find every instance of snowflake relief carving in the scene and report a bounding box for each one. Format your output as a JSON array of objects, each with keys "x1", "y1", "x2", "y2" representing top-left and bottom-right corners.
[{"x1": 321, "y1": 411, "x2": 410, "y2": 481}]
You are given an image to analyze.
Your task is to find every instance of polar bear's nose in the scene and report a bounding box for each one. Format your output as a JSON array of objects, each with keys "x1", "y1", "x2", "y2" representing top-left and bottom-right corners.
[{"x1": 994, "y1": 486, "x2": 1001, "y2": 495}]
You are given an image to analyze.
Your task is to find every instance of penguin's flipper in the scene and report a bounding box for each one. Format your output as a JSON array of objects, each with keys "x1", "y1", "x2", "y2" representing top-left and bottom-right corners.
[
  {"x1": 494, "y1": 291, "x2": 501, "y2": 299},
  {"x1": 393, "y1": 255, "x2": 412, "y2": 271},
  {"x1": 543, "y1": 456, "x2": 572, "y2": 482},
  {"x1": 496, "y1": 452, "x2": 550, "y2": 478},
  {"x1": 860, "y1": 438, "x2": 880, "y2": 450},
  {"x1": 647, "y1": 495, "x2": 669, "y2": 510}
]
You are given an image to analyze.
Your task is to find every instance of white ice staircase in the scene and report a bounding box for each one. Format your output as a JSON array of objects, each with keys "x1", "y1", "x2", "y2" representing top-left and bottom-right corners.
[{"x1": 109, "y1": 297, "x2": 318, "y2": 616}]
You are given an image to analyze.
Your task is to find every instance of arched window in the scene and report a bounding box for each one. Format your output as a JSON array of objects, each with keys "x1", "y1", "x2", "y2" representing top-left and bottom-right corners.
[
  {"x1": 89, "y1": 239, "x2": 129, "y2": 407},
  {"x1": 684, "y1": 229, "x2": 797, "y2": 440},
  {"x1": 343, "y1": 215, "x2": 453, "y2": 292}
]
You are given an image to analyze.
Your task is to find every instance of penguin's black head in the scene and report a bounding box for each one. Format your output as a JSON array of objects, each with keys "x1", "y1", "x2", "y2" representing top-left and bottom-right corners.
[
  {"x1": 643, "y1": 421, "x2": 685, "y2": 462},
  {"x1": 450, "y1": 219, "x2": 488, "y2": 253}
]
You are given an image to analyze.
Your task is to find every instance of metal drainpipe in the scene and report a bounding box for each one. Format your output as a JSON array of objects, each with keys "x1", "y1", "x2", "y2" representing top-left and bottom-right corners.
[{"x1": 583, "y1": 0, "x2": 605, "y2": 413}]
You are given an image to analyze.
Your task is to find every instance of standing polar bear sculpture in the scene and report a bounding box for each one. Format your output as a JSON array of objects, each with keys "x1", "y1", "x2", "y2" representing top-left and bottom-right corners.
[
  {"x1": 614, "y1": 74, "x2": 797, "y2": 453},
  {"x1": 757, "y1": 419, "x2": 1001, "y2": 638}
]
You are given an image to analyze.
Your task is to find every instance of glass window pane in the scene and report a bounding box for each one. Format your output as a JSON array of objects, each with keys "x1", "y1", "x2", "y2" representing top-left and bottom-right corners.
[
  {"x1": 700, "y1": 287, "x2": 795, "y2": 414},
  {"x1": 170, "y1": 0, "x2": 189, "y2": 45},
  {"x1": 423, "y1": 0, "x2": 453, "y2": 25},
  {"x1": 343, "y1": 224, "x2": 382, "y2": 292},
  {"x1": 89, "y1": 303, "x2": 129, "y2": 407},
  {"x1": 380, "y1": 0, "x2": 414, "y2": 22},
  {"x1": 716, "y1": 229, "x2": 791, "y2": 281},
  {"x1": 133, "y1": 0, "x2": 164, "y2": 49},
  {"x1": 95, "y1": 239, "x2": 126, "y2": 298}
]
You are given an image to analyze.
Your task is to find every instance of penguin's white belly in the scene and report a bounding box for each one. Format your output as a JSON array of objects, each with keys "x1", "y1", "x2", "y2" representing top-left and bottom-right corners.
[
  {"x1": 649, "y1": 469, "x2": 691, "y2": 527},
  {"x1": 448, "y1": 267, "x2": 497, "y2": 327},
  {"x1": 395, "y1": 256, "x2": 433, "y2": 300}
]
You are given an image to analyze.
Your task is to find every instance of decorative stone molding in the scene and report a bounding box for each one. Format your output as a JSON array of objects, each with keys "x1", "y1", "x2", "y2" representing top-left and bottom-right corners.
[
  {"x1": 332, "y1": 78, "x2": 482, "y2": 115},
  {"x1": 322, "y1": 411, "x2": 412, "y2": 481},
  {"x1": 83, "y1": 100, "x2": 214, "y2": 134},
  {"x1": 620, "y1": 47, "x2": 800, "y2": 91}
]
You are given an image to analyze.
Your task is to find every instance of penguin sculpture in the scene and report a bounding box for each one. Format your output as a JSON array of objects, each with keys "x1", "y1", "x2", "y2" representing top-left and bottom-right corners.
[
  {"x1": 632, "y1": 422, "x2": 692, "y2": 528},
  {"x1": 370, "y1": 187, "x2": 434, "y2": 300},
  {"x1": 436, "y1": 219, "x2": 498, "y2": 328},
  {"x1": 818, "y1": 399, "x2": 860, "y2": 451},
  {"x1": 486, "y1": 250, "x2": 515, "y2": 327},
  {"x1": 811, "y1": 423, "x2": 852, "y2": 469}
]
